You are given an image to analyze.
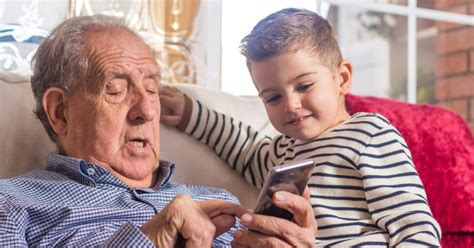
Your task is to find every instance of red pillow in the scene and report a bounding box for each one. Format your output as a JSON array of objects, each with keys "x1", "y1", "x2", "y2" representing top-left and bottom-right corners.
[{"x1": 346, "y1": 94, "x2": 474, "y2": 246}]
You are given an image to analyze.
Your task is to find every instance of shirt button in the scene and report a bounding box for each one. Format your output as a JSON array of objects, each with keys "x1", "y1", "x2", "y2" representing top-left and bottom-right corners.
[{"x1": 86, "y1": 168, "x2": 95, "y2": 175}]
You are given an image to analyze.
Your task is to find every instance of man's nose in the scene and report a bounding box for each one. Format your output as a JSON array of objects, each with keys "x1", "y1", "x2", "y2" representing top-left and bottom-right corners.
[
  {"x1": 283, "y1": 94, "x2": 301, "y2": 113},
  {"x1": 128, "y1": 92, "x2": 158, "y2": 124}
]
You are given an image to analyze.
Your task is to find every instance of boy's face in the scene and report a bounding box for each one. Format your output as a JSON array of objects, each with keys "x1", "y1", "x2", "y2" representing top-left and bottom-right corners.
[{"x1": 249, "y1": 50, "x2": 352, "y2": 141}]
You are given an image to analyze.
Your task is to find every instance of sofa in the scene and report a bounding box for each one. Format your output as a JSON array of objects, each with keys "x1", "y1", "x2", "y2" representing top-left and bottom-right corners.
[{"x1": 1, "y1": 72, "x2": 473, "y2": 246}]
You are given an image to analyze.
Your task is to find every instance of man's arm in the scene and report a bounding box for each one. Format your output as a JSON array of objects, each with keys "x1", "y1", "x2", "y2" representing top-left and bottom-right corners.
[
  {"x1": 359, "y1": 125, "x2": 441, "y2": 246},
  {"x1": 0, "y1": 193, "x2": 245, "y2": 247}
]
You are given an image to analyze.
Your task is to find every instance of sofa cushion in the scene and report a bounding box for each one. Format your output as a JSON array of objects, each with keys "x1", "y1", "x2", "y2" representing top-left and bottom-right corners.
[
  {"x1": 0, "y1": 73, "x2": 56, "y2": 178},
  {"x1": 346, "y1": 94, "x2": 474, "y2": 239}
]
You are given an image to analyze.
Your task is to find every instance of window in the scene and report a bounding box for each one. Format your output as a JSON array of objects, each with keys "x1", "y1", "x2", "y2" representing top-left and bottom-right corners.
[
  {"x1": 221, "y1": 0, "x2": 318, "y2": 96},
  {"x1": 220, "y1": 0, "x2": 474, "y2": 107}
]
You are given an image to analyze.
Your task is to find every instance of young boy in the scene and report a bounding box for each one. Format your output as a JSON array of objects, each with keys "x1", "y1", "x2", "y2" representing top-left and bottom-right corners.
[{"x1": 160, "y1": 8, "x2": 441, "y2": 246}]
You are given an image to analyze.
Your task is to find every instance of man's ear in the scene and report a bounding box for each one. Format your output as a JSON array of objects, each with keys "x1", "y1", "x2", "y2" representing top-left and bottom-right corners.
[
  {"x1": 336, "y1": 60, "x2": 353, "y2": 95},
  {"x1": 42, "y1": 87, "x2": 68, "y2": 137}
]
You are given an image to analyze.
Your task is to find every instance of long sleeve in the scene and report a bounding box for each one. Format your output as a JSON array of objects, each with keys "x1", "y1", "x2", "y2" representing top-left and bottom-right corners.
[
  {"x1": 358, "y1": 125, "x2": 441, "y2": 246},
  {"x1": 0, "y1": 194, "x2": 155, "y2": 247},
  {"x1": 184, "y1": 98, "x2": 280, "y2": 189}
]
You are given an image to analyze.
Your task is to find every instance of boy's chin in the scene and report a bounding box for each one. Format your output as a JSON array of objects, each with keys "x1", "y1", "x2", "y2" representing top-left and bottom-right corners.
[{"x1": 287, "y1": 131, "x2": 321, "y2": 141}]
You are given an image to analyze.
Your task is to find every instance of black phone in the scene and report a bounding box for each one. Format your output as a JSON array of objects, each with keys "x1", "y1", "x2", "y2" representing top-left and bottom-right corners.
[{"x1": 253, "y1": 159, "x2": 315, "y2": 220}]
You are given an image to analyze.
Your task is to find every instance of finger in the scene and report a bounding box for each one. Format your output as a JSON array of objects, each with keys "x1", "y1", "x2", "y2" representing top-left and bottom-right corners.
[
  {"x1": 198, "y1": 200, "x2": 249, "y2": 218},
  {"x1": 159, "y1": 86, "x2": 182, "y2": 97},
  {"x1": 211, "y1": 215, "x2": 236, "y2": 236},
  {"x1": 230, "y1": 241, "x2": 251, "y2": 248},
  {"x1": 241, "y1": 213, "x2": 316, "y2": 247},
  {"x1": 232, "y1": 229, "x2": 291, "y2": 248},
  {"x1": 158, "y1": 87, "x2": 174, "y2": 97},
  {"x1": 197, "y1": 200, "x2": 249, "y2": 238},
  {"x1": 158, "y1": 93, "x2": 176, "y2": 105},
  {"x1": 240, "y1": 213, "x2": 296, "y2": 237},
  {"x1": 303, "y1": 186, "x2": 310, "y2": 201},
  {"x1": 176, "y1": 197, "x2": 215, "y2": 247},
  {"x1": 272, "y1": 191, "x2": 316, "y2": 231},
  {"x1": 160, "y1": 114, "x2": 182, "y2": 125}
]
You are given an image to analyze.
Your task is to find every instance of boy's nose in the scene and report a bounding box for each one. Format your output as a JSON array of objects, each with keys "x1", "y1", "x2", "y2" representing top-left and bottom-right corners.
[{"x1": 283, "y1": 95, "x2": 302, "y2": 113}]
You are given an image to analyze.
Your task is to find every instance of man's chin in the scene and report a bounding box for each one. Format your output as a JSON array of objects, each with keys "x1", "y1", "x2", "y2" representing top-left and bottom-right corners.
[{"x1": 114, "y1": 160, "x2": 159, "y2": 184}]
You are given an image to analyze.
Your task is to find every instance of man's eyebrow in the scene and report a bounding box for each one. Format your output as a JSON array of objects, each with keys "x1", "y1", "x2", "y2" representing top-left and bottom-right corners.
[{"x1": 145, "y1": 72, "x2": 161, "y2": 79}]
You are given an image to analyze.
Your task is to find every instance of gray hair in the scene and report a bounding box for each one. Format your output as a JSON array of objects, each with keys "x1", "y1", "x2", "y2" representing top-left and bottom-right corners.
[{"x1": 31, "y1": 14, "x2": 134, "y2": 142}]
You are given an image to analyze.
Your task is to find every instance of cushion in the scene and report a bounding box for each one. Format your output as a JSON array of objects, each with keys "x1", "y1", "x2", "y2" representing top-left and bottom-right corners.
[
  {"x1": 346, "y1": 94, "x2": 474, "y2": 245},
  {"x1": 0, "y1": 72, "x2": 56, "y2": 178}
]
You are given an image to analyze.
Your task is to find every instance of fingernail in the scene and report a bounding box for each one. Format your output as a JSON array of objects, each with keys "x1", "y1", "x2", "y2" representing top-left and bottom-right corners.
[
  {"x1": 234, "y1": 230, "x2": 242, "y2": 238},
  {"x1": 275, "y1": 192, "x2": 286, "y2": 202},
  {"x1": 241, "y1": 213, "x2": 252, "y2": 224}
]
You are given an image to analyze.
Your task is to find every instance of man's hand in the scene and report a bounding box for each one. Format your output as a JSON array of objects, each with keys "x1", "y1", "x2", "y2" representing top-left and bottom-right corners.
[
  {"x1": 141, "y1": 194, "x2": 248, "y2": 247},
  {"x1": 232, "y1": 191, "x2": 317, "y2": 248},
  {"x1": 159, "y1": 86, "x2": 186, "y2": 126}
]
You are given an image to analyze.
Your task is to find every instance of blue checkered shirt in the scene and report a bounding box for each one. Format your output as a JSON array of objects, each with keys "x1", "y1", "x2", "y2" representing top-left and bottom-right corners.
[{"x1": 0, "y1": 153, "x2": 240, "y2": 247}]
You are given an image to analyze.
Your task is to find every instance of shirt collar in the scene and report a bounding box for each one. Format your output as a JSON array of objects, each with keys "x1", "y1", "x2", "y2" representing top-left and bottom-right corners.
[{"x1": 45, "y1": 153, "x2": 176, "y2": 189}]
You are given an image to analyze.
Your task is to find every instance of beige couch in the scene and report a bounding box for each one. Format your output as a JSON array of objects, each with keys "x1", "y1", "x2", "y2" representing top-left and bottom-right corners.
[{"x1": 0, "y1": 72, "x2": 280, "y2": 208}]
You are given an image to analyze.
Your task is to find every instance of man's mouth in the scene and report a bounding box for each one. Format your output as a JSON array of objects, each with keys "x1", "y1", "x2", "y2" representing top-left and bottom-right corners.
[
  {"x1": 129, "y1": 139, "x2": 147, "y2": 148},
  {"x1": 125, "y1": 137, "x2": 153, "y2": 156}
]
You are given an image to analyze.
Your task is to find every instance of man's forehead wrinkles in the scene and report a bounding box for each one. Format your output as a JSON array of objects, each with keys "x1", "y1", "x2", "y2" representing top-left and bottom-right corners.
[{"x1": 89, "y1": 52, "x2": 157, "y2": 74}]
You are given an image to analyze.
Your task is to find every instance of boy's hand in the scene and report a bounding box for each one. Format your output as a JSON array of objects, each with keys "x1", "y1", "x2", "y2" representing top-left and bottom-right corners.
[{"x1": 159, "y1": 86, "x2": 186, "y2": 126}]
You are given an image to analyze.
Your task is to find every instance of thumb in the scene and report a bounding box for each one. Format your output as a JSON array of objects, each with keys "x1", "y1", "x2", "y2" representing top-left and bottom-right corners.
[{"x1": 303, "y1": 186, "x2": 310, "y2": 201}]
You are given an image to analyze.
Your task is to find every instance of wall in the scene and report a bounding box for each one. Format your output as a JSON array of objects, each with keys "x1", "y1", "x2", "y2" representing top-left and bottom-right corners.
[{"x1": 436, "y1": 0, "x2": 474, "y2": 133}]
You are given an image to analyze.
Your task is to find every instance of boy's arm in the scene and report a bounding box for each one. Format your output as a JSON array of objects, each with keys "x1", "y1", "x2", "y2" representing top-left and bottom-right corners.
[
  {"x1": 358, "y1": 125, "x2": 441, "y2": 246},
  {"x1": 159, "y1": 87, "x2": 281, "y2": 188}
]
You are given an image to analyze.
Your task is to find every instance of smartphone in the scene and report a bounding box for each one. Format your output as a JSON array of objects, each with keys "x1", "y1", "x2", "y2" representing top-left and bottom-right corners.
[{"x1": 253, "y1": 159, "x2": 315, "y2": 220}]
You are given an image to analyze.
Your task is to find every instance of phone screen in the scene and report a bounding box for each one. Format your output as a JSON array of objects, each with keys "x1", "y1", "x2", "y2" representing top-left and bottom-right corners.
[{"x1": 253, "y1": 159, "x2": 314, "y2": 220}]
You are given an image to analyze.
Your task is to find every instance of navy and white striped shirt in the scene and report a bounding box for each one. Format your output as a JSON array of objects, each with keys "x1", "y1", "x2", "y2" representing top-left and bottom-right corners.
[
  {"x1": 0, "y1": 153, "x2": 240, "y2": 247},
  {"x1": 185, "y1": 99, "x2": 441, "y2": 247}
]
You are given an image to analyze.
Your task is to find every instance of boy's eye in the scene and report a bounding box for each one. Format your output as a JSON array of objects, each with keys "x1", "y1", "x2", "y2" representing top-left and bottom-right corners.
[
  {"x1": 295, "y1": 83, "x2": 314, "y2": 92},
  {"x1": 265, "y1": 94, "x2": 281, "y2": 104}
]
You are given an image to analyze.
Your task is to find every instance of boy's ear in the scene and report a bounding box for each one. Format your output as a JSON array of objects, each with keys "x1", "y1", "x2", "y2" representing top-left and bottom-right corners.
[
  {"x1": 42, "y1": 87, "x2": 68, "y2": 137},
  {"x1": 336, "y1": 60, "x2": 353, "y2": 95}
]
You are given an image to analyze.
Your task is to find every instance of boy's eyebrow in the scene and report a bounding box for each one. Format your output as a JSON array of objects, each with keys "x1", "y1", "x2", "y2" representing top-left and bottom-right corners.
[
  {"x1": 258, "y1": 88, "x2": 276, "y2": 97},
  {"x1": 293, "y1": 71, "x2": 318, "y2": 80}
]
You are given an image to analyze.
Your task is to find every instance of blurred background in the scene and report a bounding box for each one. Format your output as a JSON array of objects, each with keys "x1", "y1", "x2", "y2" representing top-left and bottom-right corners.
[{"x1": 0, "y1": 0, "x2": 473, "y2": 133}]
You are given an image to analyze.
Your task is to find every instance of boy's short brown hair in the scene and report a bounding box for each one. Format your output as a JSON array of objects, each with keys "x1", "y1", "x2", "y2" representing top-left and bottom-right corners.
[{"x1": 240, "y1": 8, "x2": 343, "y2": 71}]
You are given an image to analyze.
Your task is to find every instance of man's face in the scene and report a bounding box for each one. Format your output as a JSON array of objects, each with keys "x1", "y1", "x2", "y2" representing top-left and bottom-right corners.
[
  {"x1": 250, "y1": 50, "x2": 349, "y2": 141},
  {"x1": 61, "y1": 29, "x2": 161, "y2": 187}
]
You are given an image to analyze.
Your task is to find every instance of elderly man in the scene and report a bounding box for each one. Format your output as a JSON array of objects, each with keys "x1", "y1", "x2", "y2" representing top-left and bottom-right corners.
[{"x1": 0, "y1": 15, "x2": 246, "y2": 247}]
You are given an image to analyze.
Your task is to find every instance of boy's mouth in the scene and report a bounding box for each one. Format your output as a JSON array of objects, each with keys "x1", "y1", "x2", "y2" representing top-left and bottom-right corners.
[{"x1": 285, "y1": 115, "x2": 312, "y2": 125}]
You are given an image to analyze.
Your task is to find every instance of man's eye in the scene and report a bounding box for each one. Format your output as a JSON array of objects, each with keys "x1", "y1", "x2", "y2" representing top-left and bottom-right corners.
[
  {"x1": 146, "y1": 89, "x2": 158, "y2": 95},
  {"x1": 296, "y1": 83, "x2": 314, "y2": 92}
]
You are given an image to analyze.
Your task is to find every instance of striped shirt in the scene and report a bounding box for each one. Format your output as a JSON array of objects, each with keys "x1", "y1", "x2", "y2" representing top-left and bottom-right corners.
[
  {"x1": 0, "y1": 153, "x2": 240, "y2": 247},
  {"x1": 185, "y1": 99, "x2": 441, "y2": 247}
]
